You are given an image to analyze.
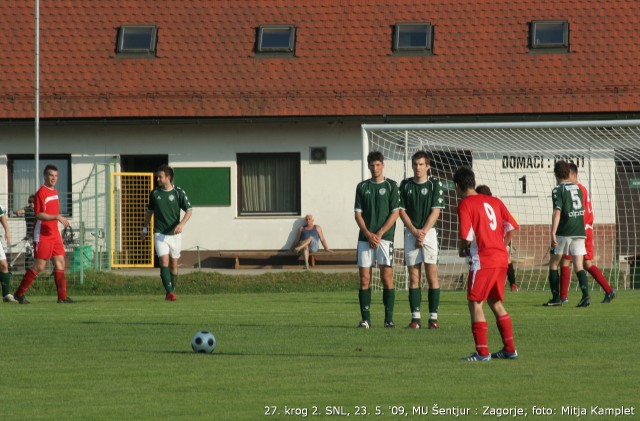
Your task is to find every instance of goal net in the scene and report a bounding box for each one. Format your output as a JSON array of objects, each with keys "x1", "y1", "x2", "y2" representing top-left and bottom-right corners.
[{"x1": 362, "y1": 120, "x2": 640, "y2": 292}]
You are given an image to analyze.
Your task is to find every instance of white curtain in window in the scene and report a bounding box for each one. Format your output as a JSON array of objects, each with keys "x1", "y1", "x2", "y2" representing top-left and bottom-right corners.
[{"x1": 241, "y1": 156, "x2": 296, "y2": 213}]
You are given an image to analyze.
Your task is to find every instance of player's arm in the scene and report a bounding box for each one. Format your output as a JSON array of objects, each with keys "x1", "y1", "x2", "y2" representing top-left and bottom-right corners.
[
  {"x1": 316, "y1": 225, "x2": 332, "y2": 252},
  {"x1": 420, "y1": 207, "x2": 441, "y2": 235},
  {"x1": 36, "y1": 211, "x2": 70, "y2": 228},
  {"x1": 141, "y1": 209, "x2": 153, "y2": 240},
  {"x1": 550, "y1": 208, "x2": 561, "y2": 247},
  {"x1": 173, "y1": 208, "x2": 192, "y2": 235},
  {"x1": 375, "y1": 209, "x2": 400, "y2": 239},
  {"x1": 0, "y1": 213, "x2": 10, "y2": 244},
  {"x1": 399, "y1": 209, "x2": 419, "y2": 237},
  {"x1": 355, "y1": 211, "x2": 379, "y2": 247}
]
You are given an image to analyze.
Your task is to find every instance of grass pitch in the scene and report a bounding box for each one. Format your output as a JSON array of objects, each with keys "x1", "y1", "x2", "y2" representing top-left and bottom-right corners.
[{"x1": 1, "y1": 287, "x2": 638, "y2": 420}]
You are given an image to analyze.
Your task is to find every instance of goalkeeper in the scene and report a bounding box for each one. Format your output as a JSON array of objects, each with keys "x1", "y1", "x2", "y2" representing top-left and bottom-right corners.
[
  {"x1": 141, "y1": 164, "x2": 192, "y2": 301},
  {"x1": 398, "y1": 150, "x2": 444, "y2": 329}
]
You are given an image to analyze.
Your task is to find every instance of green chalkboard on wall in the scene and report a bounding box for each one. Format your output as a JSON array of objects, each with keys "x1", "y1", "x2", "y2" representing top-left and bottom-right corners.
[{"x1": 173, "y1": 167, "x2": 231, "y2": 206}]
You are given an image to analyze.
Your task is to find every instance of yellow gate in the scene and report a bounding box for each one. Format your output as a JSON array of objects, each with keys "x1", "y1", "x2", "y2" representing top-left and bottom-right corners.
[{"x1": 110, "y1": 172, "x2": 154, "y2": 268}]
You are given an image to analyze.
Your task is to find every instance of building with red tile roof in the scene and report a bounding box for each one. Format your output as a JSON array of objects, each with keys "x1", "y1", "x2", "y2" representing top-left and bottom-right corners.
[{"x1": 1, "y1": 1, "x2": 639, "y2": 120}]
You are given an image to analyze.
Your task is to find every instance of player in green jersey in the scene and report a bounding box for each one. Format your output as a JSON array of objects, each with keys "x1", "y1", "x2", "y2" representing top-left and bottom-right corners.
[
  {"x1": 399, "y1": 151, "x2": 444, "y2": 329},
  {"x1": 142, "y1": 164, "x2": 193, "y2": 301},
  {"x1": 545, "y1": 160, "x2": 590, "y2": 307},
  {"x1": 354, "y1": 151, "x2": 400, "y2": 328},
  {"x1": 0, "y1": 203, "x2": 15, "y2": 302}
]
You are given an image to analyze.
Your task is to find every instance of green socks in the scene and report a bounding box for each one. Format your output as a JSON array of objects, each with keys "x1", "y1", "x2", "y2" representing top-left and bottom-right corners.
[
  {"x1": 0, "y1": 272, "x2": 11, "y2": 296},
  {"x1": 576, "y1": 270, "x2": 589, "y2": 298},
  {"x1": 383, "y1": 288, "x2": 396, "y2": 324},
  {"x1": 160, "y1": 267, "x2": 172, "y2": 293},
  {"x1": 428, "y1": 288, "x2": 440, "y2": 319},
  {"x1": 548, "y1": 269, "x2": 560, "y2": 299},
  {"x1": 358, "y1": 288, "x2": 371, "y2": 322},
  {"x1": 409, "y1": 288, "x2": 421, "y2": 322}
]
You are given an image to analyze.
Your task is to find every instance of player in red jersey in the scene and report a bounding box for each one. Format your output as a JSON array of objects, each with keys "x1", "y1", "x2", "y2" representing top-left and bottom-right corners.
[
  {"x1": 14, "y1": 164, "x2": 74, "y2": 304},
  {"x1": 559, "y1": 163, "x2": 617, "y2": 304},
  {"x1": 454, "y1": 166, "x2": 519, "y2": 361}
]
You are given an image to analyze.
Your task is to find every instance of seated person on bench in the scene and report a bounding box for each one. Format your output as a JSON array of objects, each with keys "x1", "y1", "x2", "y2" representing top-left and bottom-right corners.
[{"x1": 290, "y1": 214, "x2": 332, "y2": 269}]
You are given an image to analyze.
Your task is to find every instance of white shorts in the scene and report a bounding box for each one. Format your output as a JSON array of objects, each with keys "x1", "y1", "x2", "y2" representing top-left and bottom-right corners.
[
  {"x1": 0, "y1": 242, "x2": 5, "y2": 261},
  {"x1": 357, "y1": 240, "x2": 394, "y2": 267},
  {"x1": 404, "y1": 227, "x2": 438, "y2": 266},
  {"x1": 552, "y1": 236, "x2": 586, "y2": 256},
  {"x1": 154, "y1": 233, "x2": 182, "y2": 259}
]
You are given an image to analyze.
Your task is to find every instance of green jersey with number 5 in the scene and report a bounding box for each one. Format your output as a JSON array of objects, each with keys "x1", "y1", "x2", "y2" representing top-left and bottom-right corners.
[{"x1": 552, "y1": 182, "x2": 586, "y2": 237}]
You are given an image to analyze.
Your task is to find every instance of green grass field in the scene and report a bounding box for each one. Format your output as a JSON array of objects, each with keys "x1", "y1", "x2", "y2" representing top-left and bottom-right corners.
[{"x1": 1, "y1": 279, "x2": 638, "y2": 420}]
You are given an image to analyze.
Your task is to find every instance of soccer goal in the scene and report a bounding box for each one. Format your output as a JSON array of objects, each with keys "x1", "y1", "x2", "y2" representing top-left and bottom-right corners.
[{"x1": 362, "y1": 120, "x2": 640, "y2": 292}]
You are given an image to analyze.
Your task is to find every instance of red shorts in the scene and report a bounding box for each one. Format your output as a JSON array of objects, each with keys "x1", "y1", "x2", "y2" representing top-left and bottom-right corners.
[
  {"x1": 562, "y1": 228, "x2": 594, "y2": 261},
  {"x1": 467, "y1": 266, "x2": 508, "y2": 302},
  {"x1": 34, "y1": 237, "x2": 65, "y2": 260}
]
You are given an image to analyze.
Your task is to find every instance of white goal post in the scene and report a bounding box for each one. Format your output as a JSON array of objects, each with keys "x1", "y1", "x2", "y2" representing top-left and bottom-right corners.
[{"x1": 361, "y1": 120, "x2": 640, "y2": 292}]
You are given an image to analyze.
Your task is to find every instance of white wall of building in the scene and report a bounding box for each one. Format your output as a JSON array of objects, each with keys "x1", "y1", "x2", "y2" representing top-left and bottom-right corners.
[{"x1": 1, "y1": 121, "x2": 370, "y2": 251}]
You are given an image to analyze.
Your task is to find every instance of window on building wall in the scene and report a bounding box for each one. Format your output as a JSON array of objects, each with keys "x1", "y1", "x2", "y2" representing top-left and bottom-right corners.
[
  {"x1": 393, "y1": 23, "x2": 433, "y2": 54},
  {"x1": 117, "y1": 25, "x2": 157, "y2": 55},
  {"x1": 256, "y1": 25, "x2": 296, "y2": 55},
  {"x1": 8, "y1": 155, "x2": 72, "y2": 215},
  {"x1": 237, "y1": 153, "x2": 300, "y2": 215},
  {"x1": 529, "y1": 21, "x2": 569, "y2": 52}
]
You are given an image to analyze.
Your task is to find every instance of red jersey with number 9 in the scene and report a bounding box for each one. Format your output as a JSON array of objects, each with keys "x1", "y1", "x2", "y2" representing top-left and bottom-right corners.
[
  {"x1": 458, "y1": 194, "x2": 519, "y2": 269},
  {"x1": 33, "y1": 185, "x2": 60, "y2": 241}
]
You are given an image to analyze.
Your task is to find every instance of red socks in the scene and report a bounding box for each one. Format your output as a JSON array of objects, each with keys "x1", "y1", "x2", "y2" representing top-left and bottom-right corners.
[
  {"x1": 471, "y1": 321, "x2": 489, "y2": 356},
  {"x1": 560, "y1": 266, "x2": 571, "y2": 300},
  {"x1": 496, "y1": 314, "x2": 516, "y2": 353},
  {"x1": 54, "y1": 270, "x2": 67, "y2": 300},
  {"x1": 587, "y1": 266, "x2": 612, "y2": 294},
  {"x1": 16, "y1": 268, "x2": 38, "y2": 297}
]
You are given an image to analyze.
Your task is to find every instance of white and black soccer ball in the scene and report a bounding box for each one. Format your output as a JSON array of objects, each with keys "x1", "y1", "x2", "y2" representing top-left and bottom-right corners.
[{"x1": 191, "y1": 331, "x2": 216, "y2": 354}]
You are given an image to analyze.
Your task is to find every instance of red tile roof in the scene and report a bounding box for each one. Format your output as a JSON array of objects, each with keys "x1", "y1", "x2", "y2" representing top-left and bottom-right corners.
[{"x1": 1, "y1": 1, "x2": 639, "y2": 119}]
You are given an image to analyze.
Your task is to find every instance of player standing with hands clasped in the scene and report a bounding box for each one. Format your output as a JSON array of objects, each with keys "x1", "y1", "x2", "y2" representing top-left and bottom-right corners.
[
  {"x1": 454, "y1": 166, "x2": 519, "y2": 361},
  {"x1": 354, "y1": 151, "x2": 400, "y2": 328},
  {"x1": 14, "y1": 164, "x2": 74, "y2": 304},
  {"x1": 142, "y1": 164, "x2": 192, "y2": 301},
  {"x1": 399, "y1": 151, "x2": 444, "y2": 329}
]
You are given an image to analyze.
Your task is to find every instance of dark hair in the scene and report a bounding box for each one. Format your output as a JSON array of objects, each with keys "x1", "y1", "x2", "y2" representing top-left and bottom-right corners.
[
  {"x1": 411, "y1": 150, "x2": 430, "y2": 166},
  {"x1": 453, "y1": 166, "x2": 475, "y2": 191},
  {"x1": 28, "y1": 194, "x2": 35, "y2": 204},
  {"x1": 475, "y1": 184, "x2": 492, "y2": 196},
  {"x1": 43, "y1": 164, "x2": 58, "y2": 174},
  {"x1": 157, "y1": 164, "x2": 174, "y2": 182},
  {"x1": 569, "y1": 162, "x2": 578, "y2": 175},
  {"x1": 367, "y1": 151, "x2": 384, "y2": 164},
  {"x1": 554, "y1": 160, "x2": 571, "y2": 180}
]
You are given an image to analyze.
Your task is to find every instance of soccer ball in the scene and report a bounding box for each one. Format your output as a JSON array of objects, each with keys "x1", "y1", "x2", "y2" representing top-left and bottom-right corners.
[{"x1": 191, "y1": 331, "x2": 216, "y2": 353}]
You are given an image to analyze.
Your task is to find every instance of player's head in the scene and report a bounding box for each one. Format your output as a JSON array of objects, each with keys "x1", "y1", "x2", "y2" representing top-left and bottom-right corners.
[
  {"x1": 367, "y1": 151, "x2": 385, "y2": 179},
  {"x1": 568, "y1": 162, "x2": 578, "y2": 182},
  {"x1": 43, "y1": 164, "x2": 59, "y2": 187},
  {"x1": 476, "y1": 184, "x2": 492, "y2": 196},
  {"x1": 411, "y1": 150, "x2": 430, "y2": 178},
  {"x1": 28, "y1": 194, "x2": 35, "y2": 206},
  {"x1": 453, "y1": 166, "x2": 475, "y2": 193},
  {"x1": 554, "y1": 160, "x2": 571, "y2": 181},
  {"x1": 367, "y1": 151, "x2": 384, "y2": 165},
  {"x1": 156, "y1": 164, "x2": 173, "y2": 182}
]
